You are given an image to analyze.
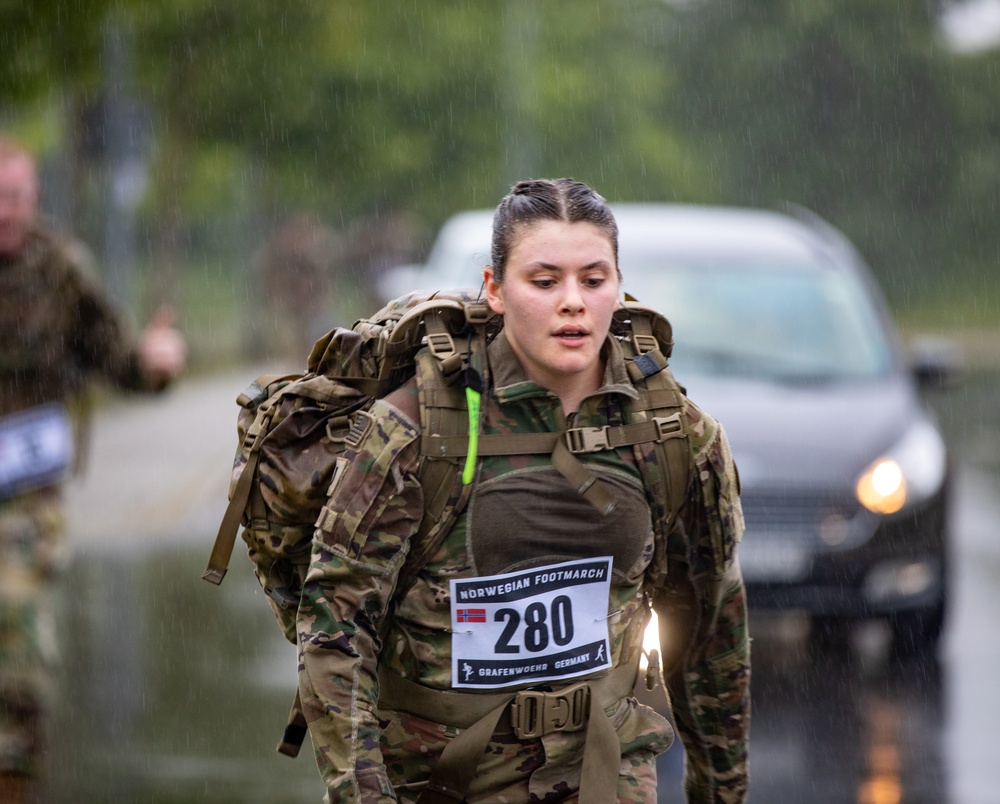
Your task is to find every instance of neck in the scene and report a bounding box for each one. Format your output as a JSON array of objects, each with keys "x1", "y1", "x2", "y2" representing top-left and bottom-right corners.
[{"x1": 544, "y1": 361, "x2": 605, "y2": 415}]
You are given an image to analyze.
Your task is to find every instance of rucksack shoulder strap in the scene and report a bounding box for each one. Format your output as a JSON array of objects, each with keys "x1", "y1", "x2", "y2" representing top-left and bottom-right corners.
[
  {"x1": 615, "y1": 302, "x2": 692, "y2": 545},
  {"x1": 557, "y1": 303, "x2": 688, "y2": 521},
  {"x1": 393, "y1": 299, "x2": 495, "y2": 598}
]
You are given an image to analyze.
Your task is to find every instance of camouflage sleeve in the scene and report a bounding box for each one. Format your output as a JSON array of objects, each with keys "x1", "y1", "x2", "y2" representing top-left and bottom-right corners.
[
  {"x1": 296, "y1": 397, "x2": 425, "y2": 802},
  {"x1": 59, "y1": 238, "x2": 147, "y2": 391},
  {"x1": 654, "y1": 404, "x2": 750, "y2": 803}
]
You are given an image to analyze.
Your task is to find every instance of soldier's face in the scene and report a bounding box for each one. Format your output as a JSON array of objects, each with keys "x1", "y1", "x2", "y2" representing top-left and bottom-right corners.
[
  {"x1": 485, "y1": 220, "x2": 620, "y2": 405},
  {"x1": 0, "y1": 156, "x2": 38, "y2": 257}
]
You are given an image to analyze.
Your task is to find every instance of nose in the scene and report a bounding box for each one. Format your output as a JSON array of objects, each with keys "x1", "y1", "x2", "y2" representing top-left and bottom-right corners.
[{"x1": 559, "y1": 281, "x2": 585, "y2": 314}]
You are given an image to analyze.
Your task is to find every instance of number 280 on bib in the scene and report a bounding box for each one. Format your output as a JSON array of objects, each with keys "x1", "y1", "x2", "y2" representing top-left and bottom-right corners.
[{"x1": 449, "y1": 556, "x2": 614, "y2": 690}]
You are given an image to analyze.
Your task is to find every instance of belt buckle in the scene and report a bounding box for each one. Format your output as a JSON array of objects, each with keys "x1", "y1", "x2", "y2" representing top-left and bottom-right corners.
[{"x1": 510, "y1": 681, "x2": 590, "y2": 739}]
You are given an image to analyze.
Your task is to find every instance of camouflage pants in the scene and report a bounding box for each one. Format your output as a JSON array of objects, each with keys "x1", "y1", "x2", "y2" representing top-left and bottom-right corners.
[
  {"x1": 0, "y1": 488, "x2": 66, "y2": 776},
  {"x1": 380, "y1": 696, "x2": 674, "y2": 803}
]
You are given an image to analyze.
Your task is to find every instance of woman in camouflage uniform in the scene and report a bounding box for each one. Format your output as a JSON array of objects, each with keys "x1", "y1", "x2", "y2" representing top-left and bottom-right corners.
[{"x1": 297, "y1": 179, "x2": 750, "y2": 803}]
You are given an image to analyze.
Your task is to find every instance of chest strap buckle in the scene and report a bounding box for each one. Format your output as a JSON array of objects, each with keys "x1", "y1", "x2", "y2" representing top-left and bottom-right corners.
[
  {"x1": 566, "y1": 426, "x2": 609, "y2": 453},
  {"x1": 510, "y1": 680, "x2": 590, "y2": 740}
]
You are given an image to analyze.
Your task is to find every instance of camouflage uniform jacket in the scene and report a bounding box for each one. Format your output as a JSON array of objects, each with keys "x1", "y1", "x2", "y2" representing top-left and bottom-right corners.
[
  {"x1": 298, "y1": 331, "x2": 749, "y2": 802},
  {"x1": 0, "y1": 221, "x2": 146, "y2": 418}
]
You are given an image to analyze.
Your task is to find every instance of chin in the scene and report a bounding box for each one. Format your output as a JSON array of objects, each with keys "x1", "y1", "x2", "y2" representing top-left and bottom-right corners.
[{"x1": 552, "y1": 354, "x2": 600, "y2": 376}]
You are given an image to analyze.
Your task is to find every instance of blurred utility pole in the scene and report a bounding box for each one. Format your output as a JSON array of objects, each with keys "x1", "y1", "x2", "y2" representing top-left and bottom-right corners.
[
  {"x1": 502, "y1": 1, "x2": 542, "y2": 189},
  {"x1": 101, "y1": 14, "x2": 148, "y2": 309}
]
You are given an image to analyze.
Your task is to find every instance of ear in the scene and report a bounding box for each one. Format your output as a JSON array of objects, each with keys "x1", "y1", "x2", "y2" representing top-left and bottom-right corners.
[{"x1": 484, "y1": 267, "x2": 505, "y2": 315}]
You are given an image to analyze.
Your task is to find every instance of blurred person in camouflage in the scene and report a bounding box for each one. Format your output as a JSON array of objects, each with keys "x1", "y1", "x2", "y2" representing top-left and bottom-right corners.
[
  {"x1": 0, "y1": 136, "x2": 186, "y2": 801},
  {"x1": 297, "y1": 178, "x2": 749, "y2": 803},
  {"x1": 251, "y1": 212, "x2": 341, "y2": 362}
]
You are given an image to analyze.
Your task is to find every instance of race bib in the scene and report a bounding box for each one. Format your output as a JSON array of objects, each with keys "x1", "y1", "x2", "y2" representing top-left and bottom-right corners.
[
  {"x1": 450, "y1": 556, "x2": 613, "y2": 690},
  {"x1": 0, "y1": 404, "x2": 74, "y2": 499}
]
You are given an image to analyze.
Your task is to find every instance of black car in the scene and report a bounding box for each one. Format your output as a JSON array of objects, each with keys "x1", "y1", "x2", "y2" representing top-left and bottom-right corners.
[
  {"x1": 617, "y1": 203, "x2": 952, "y2": 655},
  {"x1": 381, "y1": 203, "x2": 953, "y2": 656}
]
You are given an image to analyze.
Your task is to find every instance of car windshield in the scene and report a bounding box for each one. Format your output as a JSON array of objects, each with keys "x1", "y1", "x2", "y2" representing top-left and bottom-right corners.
[{"x1": 624, "y1": 255, "x2": 893, "y2": 383}]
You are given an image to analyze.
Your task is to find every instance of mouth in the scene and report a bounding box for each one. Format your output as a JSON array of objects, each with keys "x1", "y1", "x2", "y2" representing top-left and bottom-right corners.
[{"x1": 553, "y1": 328, "x2": 589, "y2": 343}]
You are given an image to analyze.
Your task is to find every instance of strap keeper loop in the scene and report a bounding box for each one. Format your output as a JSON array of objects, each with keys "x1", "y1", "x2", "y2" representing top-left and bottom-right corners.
[
  {"x1": 244, "y1": 405, "x2": 276, "y2": 451},
  {"x1": 632, "y1": 332, "x2": 659, "y2": 355},
  {"x1": 653, "y1": 412, "x2": 684, "y2": 441},
  {"x1": 427, "y1": 331, "x2": 457, "y2": 362},
  {"x1": 464, "y1": 302, "x2": 492, "y2": 325}
]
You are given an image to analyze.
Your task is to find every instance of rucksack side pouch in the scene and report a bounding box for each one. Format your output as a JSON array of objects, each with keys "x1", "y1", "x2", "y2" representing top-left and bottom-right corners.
[{"x1": 234, "y1": 373, "x2": 370, "y2": 642}]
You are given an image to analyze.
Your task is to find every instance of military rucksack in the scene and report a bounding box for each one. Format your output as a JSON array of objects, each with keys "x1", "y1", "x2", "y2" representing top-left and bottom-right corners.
[
  {"x1": 203, "y1": 290, "x2": 693, "y2": 758},
  {"x1": 203, "y1": 289, "x2": 490, "y2": 639}
]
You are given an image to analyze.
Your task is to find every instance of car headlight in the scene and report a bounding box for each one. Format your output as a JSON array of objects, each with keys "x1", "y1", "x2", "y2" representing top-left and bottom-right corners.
[{"x1": 855, "y1": 419, "x2": 947, "y2": 515}]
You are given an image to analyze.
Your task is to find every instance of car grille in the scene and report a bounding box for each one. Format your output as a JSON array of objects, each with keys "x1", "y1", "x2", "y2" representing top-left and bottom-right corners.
[{"x1": 740, "y1": 490, "x2": 871, "y2": 550}]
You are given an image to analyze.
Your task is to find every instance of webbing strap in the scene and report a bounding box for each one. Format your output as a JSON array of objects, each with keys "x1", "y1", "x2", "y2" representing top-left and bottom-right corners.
[
  {"x1": 551, "y1": 437, "x2": 617, "y2": 515},
  {"x1": 399, "y1": 660, "x2": 637, "y2": 804},
  {"x1": 379, "y1": 659, "x2": 637, "y2": 728},
  {"x1": 642, "y1": 386, "x2": 685, "y2": 409},
  {"x1": 203, "y1": 447, "x2": 261, "y2": 585},
  {"x1": 400, "y1": 462, "x2": 474, "y2": 601},
  {"x1": 416, "y1": 699, "x2": 510, "y2": 804},
  {"x1": 626, "y1": 349, "x2": 668, "y2": 383},
  {"x1": 627, "y1": 305, "x2": 663, "y2": 358},
  {"x1": 423, "y1": 431, "x2": 556, "y2": 457},
  {"x1": 417, "y1": 697, "x2": 619, "y2": 804},
  {"x1": 276, "y1": 691, "x2": 308, "y2": 757},
  {"x1": 579, "y1": 691, "x2": 622, "y2": 804},
  {"x1": 661, "y1": 431, "x2": 690, "y2": 524},
  {"x1": 422, "y1": 416, "x2": 681, "y2": 458},
  {"x1": 628, "y1": 383, "x2": 689, "y2": 523}
]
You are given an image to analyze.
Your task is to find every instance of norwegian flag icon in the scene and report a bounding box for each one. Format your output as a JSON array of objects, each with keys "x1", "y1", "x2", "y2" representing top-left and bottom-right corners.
[{"x1": 456, "y1": 608, "x2": 487, "y2": 624}]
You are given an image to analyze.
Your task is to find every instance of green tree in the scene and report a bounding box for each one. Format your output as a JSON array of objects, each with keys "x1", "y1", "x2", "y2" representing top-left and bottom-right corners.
[
  {"x1": 5, "y1": 1, "x2": 700, "y2": 235},
  {"x1": 662, "y1": 0, "x2": 964, "y2": 300},
  {"x1": 0, "y1": 0, "x2": 128, "y2": 104}
]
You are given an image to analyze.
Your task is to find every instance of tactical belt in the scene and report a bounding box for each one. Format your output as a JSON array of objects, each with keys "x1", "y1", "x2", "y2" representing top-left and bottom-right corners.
[{"x1": 377, "y1": 659, "x2": 638, "y2": 804}]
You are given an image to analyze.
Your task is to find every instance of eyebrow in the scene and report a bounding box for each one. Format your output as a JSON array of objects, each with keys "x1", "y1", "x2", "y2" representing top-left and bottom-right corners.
[{"x1": 529, "y1": 260, "x2": 615, "y2": 272}]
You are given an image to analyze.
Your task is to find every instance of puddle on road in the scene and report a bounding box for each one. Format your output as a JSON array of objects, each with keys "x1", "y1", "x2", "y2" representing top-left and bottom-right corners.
[{"x1": 47, "y1": 546, "x2": 324, "y2": 803}]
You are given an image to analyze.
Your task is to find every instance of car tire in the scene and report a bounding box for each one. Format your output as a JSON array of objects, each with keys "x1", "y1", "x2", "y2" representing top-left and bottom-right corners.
[{"x1": 891, "y1": 543, "x2": 949, "y2": 659}]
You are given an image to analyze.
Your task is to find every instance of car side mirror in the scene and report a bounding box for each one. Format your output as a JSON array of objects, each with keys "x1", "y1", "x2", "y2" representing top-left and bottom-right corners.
[{"x1": 907, "y1": 335, "x2": 963, "y2": 391}]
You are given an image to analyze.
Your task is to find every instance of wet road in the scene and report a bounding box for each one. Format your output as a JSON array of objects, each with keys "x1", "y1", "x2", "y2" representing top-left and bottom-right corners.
[
  {"x1": 652, "y1": 461, "x2": 1000, "y2": 804},
  {"x1": 46, "y1": 367, "x2": 1000, "y2": 803}
]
